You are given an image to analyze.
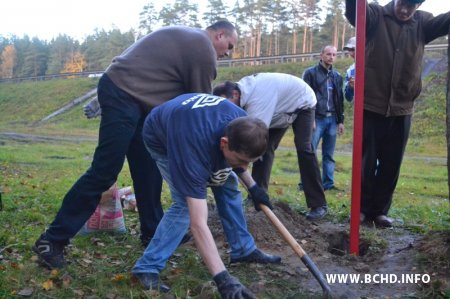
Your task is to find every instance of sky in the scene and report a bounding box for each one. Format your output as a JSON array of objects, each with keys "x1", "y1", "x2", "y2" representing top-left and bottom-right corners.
[{"x1": 1, "y1": 0, "x2": 449, "y2": 42}]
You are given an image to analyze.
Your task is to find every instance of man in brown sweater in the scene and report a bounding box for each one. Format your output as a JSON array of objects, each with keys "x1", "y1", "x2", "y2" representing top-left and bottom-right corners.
[
  {"x1": 32, "y1": 21, "x2": 237, "y2": 268},
  {"x1": 346, "y1": 0, "x2": 450, "y2": 227}
]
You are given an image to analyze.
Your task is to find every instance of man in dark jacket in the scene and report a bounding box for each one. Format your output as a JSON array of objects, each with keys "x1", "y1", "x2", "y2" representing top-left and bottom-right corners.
[
  {"x1": 303, "y1": 45, "x2": 345, "y2": 207},
  {"x1": 345, "y1": 0, "x2": 450, "y2": 227}
]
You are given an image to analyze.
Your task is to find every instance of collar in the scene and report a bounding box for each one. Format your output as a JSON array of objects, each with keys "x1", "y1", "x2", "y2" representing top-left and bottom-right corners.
[{"x1": 318, "y1": 61, "x2": 333, "y2": 73}]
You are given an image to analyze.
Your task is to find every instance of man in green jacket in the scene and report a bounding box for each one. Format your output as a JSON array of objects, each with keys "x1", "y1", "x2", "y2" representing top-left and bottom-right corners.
[{"x1": 345, "y1": 0, "x2": 450, "y2": 227}]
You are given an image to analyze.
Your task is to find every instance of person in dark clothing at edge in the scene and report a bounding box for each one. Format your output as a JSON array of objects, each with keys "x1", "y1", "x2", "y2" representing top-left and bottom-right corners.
[
  {"x1": 302, "y1": 45, "x2": 345, "y2": 201},
  {"x1": 32, "y1": 20, "x2": 239, "y2": 269},
  {"x1": 345, "y1": 0, "x2": 450, "y2": 227}
]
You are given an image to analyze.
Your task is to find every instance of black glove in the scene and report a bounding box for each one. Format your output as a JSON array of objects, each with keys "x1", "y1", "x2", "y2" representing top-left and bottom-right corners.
[
  {"x1": 248, "y1": 184, "x2": 273, "y2": 211},
  {"x1": 83, "y1": 97, "x2": 101, "y2": 119},
  {"x1": 232, "y1": 167, "x2": 246, "y2": 174},
  {"x1": 213, "y1": 270, "x2": 256, "y2": 299}
]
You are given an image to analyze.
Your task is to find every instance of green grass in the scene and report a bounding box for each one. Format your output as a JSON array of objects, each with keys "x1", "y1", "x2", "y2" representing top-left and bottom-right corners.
[
  {"x1": 1, "y1": 137, "x2": 448, "y2": 298},
  {"x1": 0, "y1": 78, "x2": 99, "y2": 136}
]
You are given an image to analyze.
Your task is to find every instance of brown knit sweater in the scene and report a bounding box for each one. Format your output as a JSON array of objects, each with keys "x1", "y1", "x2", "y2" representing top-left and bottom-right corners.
[{"x1": 106, "y1": 26, "x2": 217, "y2": 109}]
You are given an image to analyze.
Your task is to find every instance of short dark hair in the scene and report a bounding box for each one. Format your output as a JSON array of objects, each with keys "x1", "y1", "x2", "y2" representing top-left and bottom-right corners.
[
  {"x1": 213, "y1": 81, "x2": 240, "y2": 98},
  {"x1": 225, "y1": 117, "x2": 268, "y2": 159},
  {"x1": 206, "y1": 20, "x2": 236, "y2": 35}
]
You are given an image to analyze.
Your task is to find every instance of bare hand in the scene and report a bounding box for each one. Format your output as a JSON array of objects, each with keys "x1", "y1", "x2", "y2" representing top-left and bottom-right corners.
[
  {"x1": 338, "y1": 123, "x2": 345, "y2": 136},
  {"x1": 348, "y1": 77, "x2": 355, "y2": 89}
]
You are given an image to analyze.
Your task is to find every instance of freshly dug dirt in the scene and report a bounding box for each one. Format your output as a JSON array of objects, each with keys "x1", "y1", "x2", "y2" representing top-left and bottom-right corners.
[{"x1": 204, "y1": 202, "x2": 449, "y2": 298}]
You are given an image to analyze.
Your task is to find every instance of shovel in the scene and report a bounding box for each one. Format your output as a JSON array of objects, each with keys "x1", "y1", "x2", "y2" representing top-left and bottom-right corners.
[{"x1": 259, "y1": 204, "x2": 334, "y2": 298}]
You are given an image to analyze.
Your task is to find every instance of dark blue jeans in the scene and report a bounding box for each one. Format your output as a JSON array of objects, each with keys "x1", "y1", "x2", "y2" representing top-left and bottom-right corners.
[
  {"x1": 312, "y1": 115, "x2": 337, "y2": 189},
  {"x1": 44, "y1": 74, "x2": 163, "y2": 244}
]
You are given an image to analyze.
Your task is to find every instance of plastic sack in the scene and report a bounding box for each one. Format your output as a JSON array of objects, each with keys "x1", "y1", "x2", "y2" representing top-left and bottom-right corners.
[
  {"x1": 122, "y1": 193, "x2": 137, "y2": 211},
  {"x1": 78, "y1": 184, "x2": 131, "y2": 235}
]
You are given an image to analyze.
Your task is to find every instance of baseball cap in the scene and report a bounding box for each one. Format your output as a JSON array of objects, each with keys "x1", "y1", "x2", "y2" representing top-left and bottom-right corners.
[{"x1": 343, "y1": 37, "x2": 356, "y2": 51}]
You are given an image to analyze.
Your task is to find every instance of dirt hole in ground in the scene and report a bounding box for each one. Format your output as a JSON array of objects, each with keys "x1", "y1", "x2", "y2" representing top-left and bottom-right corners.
[{"x1": 327, "y1": 231, "x2": 370, "y2": 256}]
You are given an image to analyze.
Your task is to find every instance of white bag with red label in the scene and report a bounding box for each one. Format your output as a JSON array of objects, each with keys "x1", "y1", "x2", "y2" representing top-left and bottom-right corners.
[{"x1": 78, "y1": 184, "x2": 132, "y2": 235}]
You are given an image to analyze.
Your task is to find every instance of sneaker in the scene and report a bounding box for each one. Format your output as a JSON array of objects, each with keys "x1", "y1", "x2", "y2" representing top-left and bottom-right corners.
[
  {"x1": 141, "y1": 233, "x2": 191, "y2": 248},
  {"x1": 32, "y1": 235, "x2": 66, "y2": 269},
  {"x1": 230, "y1": 248, "x2": 281, "y2": 264},
  {"x1": 306, "y1": 206, "x2": 328, "y2": 220},
  {"x1": 134, "y1": 273, "x2": 171, "y2": 293}
]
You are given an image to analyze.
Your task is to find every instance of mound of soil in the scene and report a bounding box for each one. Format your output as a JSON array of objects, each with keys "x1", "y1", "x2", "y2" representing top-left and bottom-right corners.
[{"x1": 204, "y1": 202, "x2": 448, "y2": 298}]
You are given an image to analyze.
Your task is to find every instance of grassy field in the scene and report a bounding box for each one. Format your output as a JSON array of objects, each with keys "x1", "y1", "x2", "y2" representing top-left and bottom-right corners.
[{"x1": 0, "y1": 62, "x2": 449, "y2": 298}]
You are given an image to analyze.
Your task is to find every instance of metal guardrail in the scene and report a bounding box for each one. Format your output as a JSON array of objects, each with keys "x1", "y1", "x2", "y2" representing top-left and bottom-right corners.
[
  {"x1": 0, "y1": 71, "x2": 104, "y2": 84},
  {"x1": 0, "y1": 44, "x2": 447, "y2": 84},
  {"x1": 217, "y1": 43, "x2": 448, "y2": 67}
]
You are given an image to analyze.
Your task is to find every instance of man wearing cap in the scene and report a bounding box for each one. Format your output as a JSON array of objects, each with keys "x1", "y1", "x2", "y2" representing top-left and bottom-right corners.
[
  {"x1": 345, "y1": 0, "x2": 450, "y2": 227},
  {"x1": 343, "y1": 37, "x2": 356, "y2": 103}
]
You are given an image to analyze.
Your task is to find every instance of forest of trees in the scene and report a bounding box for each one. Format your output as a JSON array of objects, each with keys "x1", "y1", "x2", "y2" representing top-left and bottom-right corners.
[
  {"x1": 0, "y1": 0, "x2": 360, "y2": 79},
  {"x1": 0, "y1": 0, "x2": 444, "y2": 80}
]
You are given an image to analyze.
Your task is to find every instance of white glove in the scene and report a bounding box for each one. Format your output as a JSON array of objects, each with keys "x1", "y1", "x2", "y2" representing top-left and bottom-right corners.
[{"x1": 83, "y1": 97, "x2": 101, "y2": 119}]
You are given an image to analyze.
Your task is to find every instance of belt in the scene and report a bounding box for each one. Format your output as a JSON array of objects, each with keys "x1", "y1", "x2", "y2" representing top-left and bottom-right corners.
[{"x1": 325, "y1": 112, "x2": 334, "y2": 117}]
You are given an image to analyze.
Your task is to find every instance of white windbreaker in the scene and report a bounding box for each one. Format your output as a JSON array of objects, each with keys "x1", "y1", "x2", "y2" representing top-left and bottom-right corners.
[{"x1": 237, "y1": 73, "x2": 317, "y2": 128}]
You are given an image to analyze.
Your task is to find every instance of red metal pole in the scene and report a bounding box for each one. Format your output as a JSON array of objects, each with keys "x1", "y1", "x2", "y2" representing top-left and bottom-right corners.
[{"x1": 349, "y1": 0, "x2": 367, "y2": 255}]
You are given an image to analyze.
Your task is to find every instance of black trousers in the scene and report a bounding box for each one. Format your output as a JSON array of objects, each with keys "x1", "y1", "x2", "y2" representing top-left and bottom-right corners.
[
  {"x1": 45, "y1": 75, "x2": 163, "y2": 244},
  {"x1": 361, "y1": 110, "x2": 411, "y2": 218},
  {"x1": 252, "y1": 108, "x2": 326, "y2": 208}
]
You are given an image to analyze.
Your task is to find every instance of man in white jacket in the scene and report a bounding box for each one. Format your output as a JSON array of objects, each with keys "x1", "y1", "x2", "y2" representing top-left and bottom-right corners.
[{"x1": 213, "y1": 73, "x2": 328, "y2": 220}]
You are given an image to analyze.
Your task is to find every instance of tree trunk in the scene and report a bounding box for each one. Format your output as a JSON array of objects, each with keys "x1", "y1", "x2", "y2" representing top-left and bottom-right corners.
[
  {"x1": 302, "y1": 21, "x2": 308, "y2": 54},
  {"x1": 268, "y1": 28, "x2": 274, "y2": 56},
  {"x1": 333, "y1": 19, "x2": 339, "y2": 48},
  {"x1": 275, "y1": 31, "x2": 279, "y2": 56},
  {"x1": 256, "y1": 24, "x2": 262, "y2": 57},
  {"x1": 446, "y1": 27, "x2": 450, "y2": 201},
  {"x1": 292, "y1": 29, "x2": 297, "y2": 55},
  {"x1": 244, "y1": 34, "x2": 248, "y2": 57},
  {"x1": 341, "y1": 23, "x2": 347, "y2": 55},
  {"x1": 250, "y1": 29, "x2": 255, "y2": 57}
]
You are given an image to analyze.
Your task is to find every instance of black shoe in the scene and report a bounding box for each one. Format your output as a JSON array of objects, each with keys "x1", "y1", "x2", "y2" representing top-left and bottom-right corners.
[
  {"x1": 360, "y1": 212, "x2": 367, "y2": 223},
  {"x1": 230, "y1": 248, "x2": 281, "y2": 264},
  {"x1": 141, "y1": 233, "x2": 191, "y2": 248},
  {"x1": 298, "y1": 183, "x2": 304, "y2": 191},
  {"x1": 306, "y1": 206, "x2": 328, "y2": 220},
  {"x1": 32, "y1": 235, "x2": 66, "y2": 269},
  {"x1": 374, "y1": 215, "x2": 393, "y2": 228},
  {"x1": 324, "y1": 186, "x2": 341, "y2": 191},
  {"x1": 134, "y1": 273, "x2": 171, "y2": 293}
]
